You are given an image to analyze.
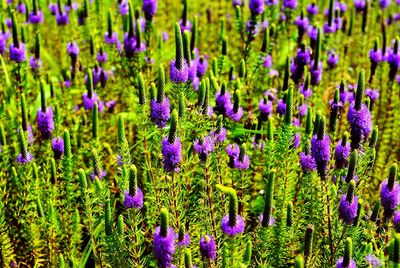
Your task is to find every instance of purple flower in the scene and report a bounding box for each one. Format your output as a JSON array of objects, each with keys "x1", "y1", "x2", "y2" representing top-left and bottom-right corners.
[
  {"x1": 143, "y1": 0, "x2": 157, "y2": 20},
  {"x1": 199, "y1": 235, "x2": 216, "y2": 260},
  {"x1": 327, "y1": 50, "x2": 339, "y2": 68},
  {"x1": 215, "y1": 90, "x2": 233, "y2": 115},
  {"x1": 232, "y1": 0, "x2": 242, "y2": 6},
  {"x1": 265, "y1": 0, "x2": 279, "y2": 6},
  {"x1": 194, "y1": 136, "x2": 215, "y2": 160},
  {"x1": 300, "y1": 84, "x2": 312, "y2": 99},
  {"x1": 354, "y1": 0, "x2": 366, "y2": 12},
  {"x1": 196, "y1": 57, "x2": 208, "y2": 77},
  {"x1": 258, "y1": 214, "x2": 275, "y2": 226},
  {"x1": 369, "y1": 49, "x2": 383, "y2": 64},
  {"x1": 379, "y1": 0, "x2": 391, "y2": 9},
  {"x1": 56, "y1": 12, "x2": 69, "y2": 25},
  {"x1": 97, "y1": 51, "x2": 108, "y2": 63},
  {"x1": 153, "y1": 226, "x2": 176, "y2": 268},
  {"x1": 67, "y1": 41, "x2": 79, "y2": 58},
  {"x1": 82, "y1": 92, "x2": 100, "y2": 110},
  {"x1": 51, "y1": 137, "x2": 64, "y2": 159},
  {"x1": 233, "y1": 154, "x2": 250, "y2": 169},
  {"x1": 310, "y1": 61, "x2": 323, "y2": 85},
  {"x1": 347, "y1": 104, "x2": 372, "y2": 145},
  {"x1": 124, "y1": 33, "x2": 146, "y2": 57},
  {"x1": 277, "y1": 99, "x2": 286, "y2": 116},
  {"x1": 106, "y1": 100, "x2": 116, "y2": 112},
  {"x1": 365, "y1": 254, "x2": 381, "y2": 268},
  {"x1": 259, "y1": 98, "x2": 273, "y2": 119},
  {"x1": 90, "y1": 170, "x2": 106, "y2": 180},
  {"x1": 296, "y1": 47, "x2": 311, "y2": 66},
  {"x1": 29, "y1": 11, "x2": 44, "y2": 24},
  {"x1": 388, "y1": 49, "x2": 400, "y2": 70},
  {"x1": 9, "y1": 42, "x2": 26, "y2": 62},
  {"x1": 17, "y1": 152, "x2": 33, "y2": 164},
  {"x1": 311, "y1": 134, "x2": 331, "y2": 178},
  {"x1": 336, "y1": 257, "x2": 356, "y2": 268},
  {"x1": 170, "y1": 59, "x2": 189, "y2": 83},
  {"x1": 283, "y1": 0, "x2": 297, "y2": 9},
  {"x1": 48, "y1": 3, "x2": 58, "y2": 14},
  {"x1": 298, "y1": 103, "x2": 308, "y2": 117},
  {"x1": 209, "y1": 128, "x2": 227, "y2": 144},
  {"x1": 0, "y1": 36, "x2": 7, "y2": 55},
  {"x1": 380, "y1": 179, "x2": 400, "y2": 211},
  {"x1": 151, "y1": 98, "x2": 170, "y2": 128},
  {"x1": 221, "y1": 214, "x2": 245, "y2": 236},
  {"x1": 124, "y1": 188, "x2": 144, "y2": 209},
  {"x1": 29, "y1": 56, "x2": 42, "y2": 71},
  {"x1": 226, "y1": 144, "x2": 239, "y2": 158},
  {"x1": 162, "y1": 137, "x2": 182, "y2": 172},
  {"x1": 104, "y1": 32, "x2": 118, "y2": 45},
  {"x1": 227, "y1": 106, "x2": 243, "y2": 122},
  {"x1": 306, "y1": 3, "x2": 318, "y2": 15},
  {"x1": 366, "y1": 88, "x2": 379, "y2": 102},
  {"x1": 179, "y1": 19, "x2": 192, "y2": 33},
  {"x1": 249, "y1": 0, "x2": 264, "y2": 15},
  {"x1": 37, "y1": 107, "x2": 54, "y2": 139},
  {"x1": 307, "y1": 25, "x2": 318, "y2": 41},
  {"x1": 188, "y1": 60, "x2": 197, "y2": 82},
  {"x1": 177, "y1": 233, "x2": 190, "y2": 247},
  {"x1": 300, "y1": 152, "x2": 317, "y2": 173},
  {"x1": 18, "y1": 124, "x2": 34, "y2": 145},
  {"x1": 119, "y1": 0, "x2": 129, "y2": 15},
  {"x1": 295, "y1": 16, "x2": 309, "y2": 32},
  {"x1": 393, "y1": 211, "x2": 400, "y2": 232},
  {"x1": 335, "y1": 141, "x2": 350, "y2": 169},
  {"x1": 339, "y1": 194, "x2": 358, "y2": 224},
  {"x1": 17, "y1": 3, "x2": 26, "y2": 14},
  {"x1": 323, "y1": 22, "x2": 337, "y2": 34},
  {"x1": 263, "y1": 55, "x2": 272, "y2": 68}
]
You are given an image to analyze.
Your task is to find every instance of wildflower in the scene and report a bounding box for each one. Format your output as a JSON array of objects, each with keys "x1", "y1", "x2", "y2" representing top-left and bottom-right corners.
[
  {"x1": 194, "y1": 136, "x2": 214, "y2": 161},
  {"x1": 218, "y1": 186, "x2": 245, "y2": 236},
  {"x1": 339, "y1": 181, "x2": 358, "y2": 224},
  {"x1": 199, "y1": 235, "x2": 216, "y2": 260},
  {"x1": 124, "y1": 165, "x2": 143, "y2": 209},
  {"x1": 162, "y1": 111, "x2": 181, "y2": 172},
  {"x1": 37, "y1": 107, "x2": 54, "y2": 139},
  {"x1": 249, "y1": 0, "x2": 264, "y2": 16},
  {"x1": 365, "y1": 254, "x2": 382, "y2": 268},
  {"x1": 335, "y1": 134, "x2": 351, "y2": 169},
  {"x1": 51, "y1": 137, "x2": 64, "y2": 159},
  {"x1": 327, "y1": 50, "x2": 339, "y2": 68},
  {"x1": 380, "y1": 164, "x2": 400, "y2": 218},
  {"x1": 143, "y1": 0, "x2": 157, "y2": 21},
  {"x1": 233, "y1": 145, "x2": 250, "y2": 169},
  {"x1": 306, "y1": 3, "x2": 318, "y2": 15},
  {"x1": 154, "y1": 208, "x2": 176, "y2": 268}
]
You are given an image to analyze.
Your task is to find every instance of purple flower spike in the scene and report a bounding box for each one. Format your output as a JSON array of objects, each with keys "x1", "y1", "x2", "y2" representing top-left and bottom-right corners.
[
  {"x1": 29, "y1": 56, "x2": 42, "y2": 70},
  {"x1": 215, "y1": 90, "x2": 233, "y2": 115},
  {"x1": 336, "y1": 257, "x2": 356, "y2": 268},
  {"x1": 56, "y1": 12, "x2": 69, "y2": 25},
  {"x1": 37, "y1": 107, "x2": 54, "y2": 139},
  {"x1": 177, "y1": 233, "x2": 190, "y2": 247},
  {"x1": 29, "y1": 11, "x2": 44, "y2": 24},
  {"x1": 97, "y1": 52, "x2": 108, "y2": 63},
  {"x1": 366, "y1": 88, "x2": 379, "y2": 102},
  {"x1": 307, "y1": 25, "x2": 319, "y2": 41},
  {"x1": 153, "y1": 226, "x2": 176, "y2": 268},
  {"x1": 277, "y1": 99, "x2": 286, "y2": 116},
  {"x1": 196, "y1": 57, "x2": 208, "y2": 77},
  {"x1": 49, "y1": 3, "x2": 58, "y2": 15},
  {"x1": 310, "y1": 61, "x2": 323, "y2": 85},
  {"x1": 124, "y1": 188, "x2": 144, "y2": 209},
  {"x1": 17, "y1": 152, "x2": 33, "y2": 164},
  {"x1": 365, "y1": 254, "x2": 381, "y2": 268},
  {"x1": 265, "y1": 0, "x2": 279, "y2": 6},
  {"x1": 67, "y1": 41, "x2": 79, "y2": 58},
  {"x1": 379, "y1": 0, "x2": 391, "y2": 9},
  {"x1": 221, "y1": 214, "x2": 245, "y2": 236},
  {"x1": 354, "y1": 0, "x2": 366, "y2": 12},
  {"x1": 327, "y1": 51, "x2": 339, "y2": 68},
  {"x1": 82, "y1": 92, "x2": 99, "y2": 110},
  {"x1": 151, "y1": 98, "x2": 170, "y2": 128},
  {"x1": 17, "y1": 3, "x2": 26, "y2": 14},
  {"x1": 347, "y1": 104, "x2": 372, "y2": 144},
  {"x1": 258, "y1": 214, "x2": 275, "y2": 226},
  {"x1": 263, "y1": 55, "x2": 272, "y2": 68},
  {"x1": 259, "y1": 98, "x2": 273, "y2": 119},
  {"x1": 9, "y1": 42, "x2": 26, "y2": 62},
  {"x1": 226, "y1": 144, "x2": 240, "y2": 158},
  {"x1": 295, "y1": 16, "x2": 309, "y2": 32},
  {"x1": 227, "y1": 107, "x2": 243, "y2": 121},
  {"x1": 380, "y1": 179, "x2": 400, "y2": 212},
  {"x1": 51, "y1": 137, "x2": 64, "y2": 159},
  {"x1": 393, "y1": 211, "x2": 400, "y2": 232},
  {"x1": 339, "y1": 194, "x2": 358, "y2": 224},
  {"x1": 283, "y1": 0, "x2": 297, "y2": 9},
  {"x1": 306, "y1": 3, "x2": 318, "y2": 15},
  {"x1": 370, "y1": 49, "x2": 382, "y2": 64},
  {"x1": 335, "y1": 141, "x2": 351, "y2": 169},
  {"x1": 143, "y1": 0, "x2": 157, "y2": 21},
  {"x1": 162, "y1": 137, "x2": 182, "y2": 173},
  {"x1": 179, "y1": 19, "x2": 192, "y2": 33},
  {"x1": 311, "y1": 134, "x2": 331, "y2": 178},
  {"x1": 104, "y1": 32, "x2": 118, "y2": 44},
  {"x1": 300, "y1": 84, "x2": 312, "y2": 99},
  {"x1": 209, "y1": 128, "x2": 227, "y2": 144},
  {"x1": 170, "y1": 59, "x2": 189, "y2": 83},
  {"x1": 199, "y1": 235, "x2": 216, "y2": 260},
  {"x1": 194, "y1": 136, "x2": 215, "y2": 160},
  {"x1": 90, "y1": 170, "x2": 106, "y2": 180},
  {"x1": 119, "y1": 0, "x2": 129, "y2": 15},
  {"x1": 249, "y1": 0, "x2": 264, "y2": 15},
  {"x1": 233, "y1": 154, "x2": 250, "y2": 169},
  {"x1": 299, "y1": 152, "x2": 317, "y2": 173}
]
